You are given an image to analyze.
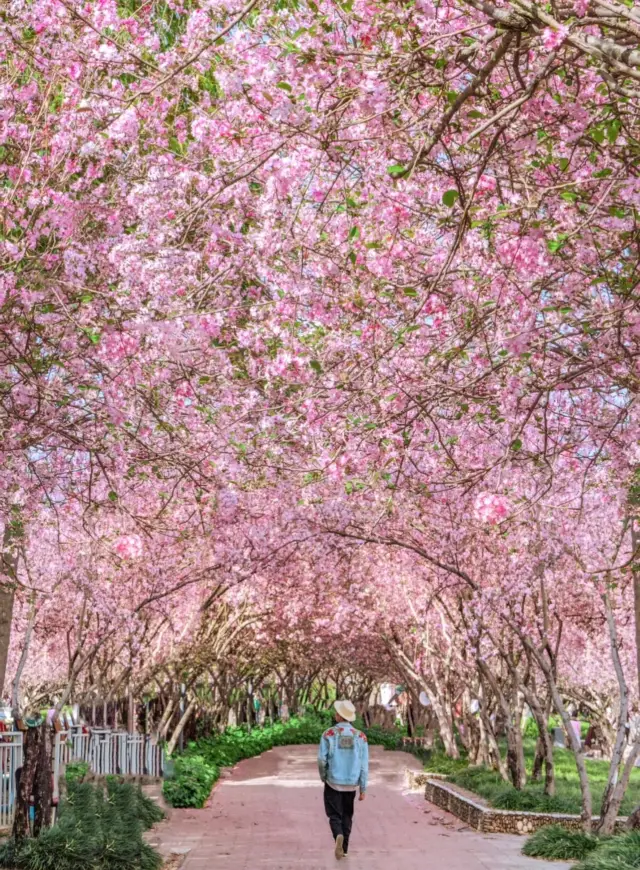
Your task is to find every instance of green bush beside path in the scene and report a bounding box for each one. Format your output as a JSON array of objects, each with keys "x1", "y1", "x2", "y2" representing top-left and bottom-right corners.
[
  {"x1": 163, "y1": 712, "x2": 405, "y2": 808},
  {"x1": 424, "y1": 739, "x2": 640, "y2": 816}
]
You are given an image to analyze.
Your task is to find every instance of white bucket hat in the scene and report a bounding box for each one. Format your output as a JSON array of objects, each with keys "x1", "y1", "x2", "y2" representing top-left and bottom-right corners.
[{"x1": 334, "y1": 699, "x2": 357, "y2": 722}]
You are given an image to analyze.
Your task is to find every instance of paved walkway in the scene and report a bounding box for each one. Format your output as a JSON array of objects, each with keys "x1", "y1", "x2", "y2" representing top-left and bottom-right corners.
[{"x1": 152, "y1": 746, "x2": 571, "y2": 870}]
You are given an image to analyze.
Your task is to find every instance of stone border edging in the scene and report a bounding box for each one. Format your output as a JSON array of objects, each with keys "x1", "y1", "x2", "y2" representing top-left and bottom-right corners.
[{"x1": 405, "y1": 770, "x2": 628, "y2": 835}]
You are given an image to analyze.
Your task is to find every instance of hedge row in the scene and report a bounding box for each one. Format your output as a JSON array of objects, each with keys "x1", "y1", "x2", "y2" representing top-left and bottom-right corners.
[{"x1": 163, "y1": 712, "x2": 405, "y2": 808}]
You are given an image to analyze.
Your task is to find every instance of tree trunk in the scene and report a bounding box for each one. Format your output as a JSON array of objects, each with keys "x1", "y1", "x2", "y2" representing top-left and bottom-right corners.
[
  {"x1": 156, "y1": 696, "x2": 176, "y2": 741},
  {"x1": 526, "y1": 638, "x2": 593, "y2": 829},
  {"x1": 12, "y1": 725, "x2": 42, "y2": 840},
  {"x1": 511, "y1": 694, "x2": 527, "y2": 789},
  {"x1": 166, "y1": 698, "x2": 197, "y2": 756},
  {"x1": 532, "y1": 736, "x2": 544, "y2": 781},
  {"x1": 629, "y1": 521, "x2": 640, "y2": 825},
  {"x1": 127, "y1": 691, "x2": 135, "y2": 733},
  {"x1": 523, "y1": 692, "x2": 555, "y2": 795},
  {"x1": 632, "y1": 522, "x2": 640, "y2": 695},
  {"x1": 0, "y1": 517, "x2": 20, "y2": 695},
  {"x1": 599, "y1": 741, "x2": 640, "y2": 833},
  {"x1": 477, "y1": 660, "x2": 525, "y2": 788},
  {"x1": 33, "y1": 723, "x2": 54, "y2": 836},
  {"x1": 506, "y1": 727, "x2": 527, "y2": 790},
  {"x1": 628, "y1": 805, "x2": 640, "y2": 830},
  {"x1": 432, "y1": 694, "x2": 458, "y2": 758},
  {"x1": 479, "y1": 705, "x2": 508, "y2": 779},
  {"x1": 597, "y1": 591, "x2": 635, "y2": 834}
]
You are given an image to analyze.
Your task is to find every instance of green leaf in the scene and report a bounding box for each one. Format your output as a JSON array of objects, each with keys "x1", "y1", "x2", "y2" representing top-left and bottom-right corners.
[
  {"x1": 348, "y1": 225, "x2": 360, "y2": 241},
  {"x1": 83, "y1": 329, "x2": 101, "y2": 345},
  {"x1": 403, "y1": 287, "x2": 417, "y2": 297},
  {"x1": 276, "y1": 81, "x2": 292, "y2": 92},
  {"x1": 547, "y1": 233, "x2": 568, "y2": 254},
  {"x1": 606, "y1": 119, "x2": 621, "y2": 144},
  {"x1": 560, "y1": 191, "x2": 577, "y2": 203},
  {"x1": 442, "y1": 189, "x2": 459, "y2": 207},
  {"x1": 309, "y1": 359, "x2": 322, "y2": 374},
  {"x1": 169, "y1": 136, "x2": 184, "y2": 156},
  {"x1": 387, "y1": 164, "x2": 406, "y2": 178},
  {"x1": 510, "y1": 438, "x2": 523, "y2": 452},
  {"x1": 467, "y1": 110, "x2": 485, "y2": 119},
  {"x1": 108, "y1": 491, "x2": 118, "y2": 502},
  {"x1": 557, "y1": 157, "x2": 570, "y2": 172}
]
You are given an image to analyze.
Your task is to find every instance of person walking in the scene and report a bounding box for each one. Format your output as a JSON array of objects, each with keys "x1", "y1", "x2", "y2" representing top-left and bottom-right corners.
[{"x1": 317, "y1": 699, "x2": 369, "y2": 860}]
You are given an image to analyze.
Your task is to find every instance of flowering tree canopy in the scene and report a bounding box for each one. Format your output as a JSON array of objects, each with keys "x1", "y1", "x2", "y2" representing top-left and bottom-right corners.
[{"x1": 2, "y1": 0, "x2": 640, "y2": 833}]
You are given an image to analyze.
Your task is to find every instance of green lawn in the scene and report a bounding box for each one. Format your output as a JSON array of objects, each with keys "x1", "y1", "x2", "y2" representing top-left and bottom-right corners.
[{"x1": 425, "y1": 740, "x2": 640, "y2": 816}]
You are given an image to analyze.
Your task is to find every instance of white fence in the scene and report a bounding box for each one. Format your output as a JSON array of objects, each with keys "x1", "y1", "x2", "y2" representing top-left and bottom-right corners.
[
  {"x1": 0, "y1": 732, "x2": 23, "y2": 830},
  {"x1": 1, "y1": 727, "x2": 164, "y2": 829},
  {"x1": 54, "y1": 727, "x2": 164, "y2": 779}
]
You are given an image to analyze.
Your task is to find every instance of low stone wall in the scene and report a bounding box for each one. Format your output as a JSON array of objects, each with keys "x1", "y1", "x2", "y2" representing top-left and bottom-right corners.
[
  {"x1": 423, "y1": 777, "x2": 628, "y2": 835},
  {"x1": 405, "y1": 769, "x2": 447, "y2": 790}
]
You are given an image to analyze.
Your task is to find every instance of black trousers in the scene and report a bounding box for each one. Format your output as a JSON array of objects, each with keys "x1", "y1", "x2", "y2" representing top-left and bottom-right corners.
[{"x1": 323, "y1": 784, "x2": 356, "y2": 853}]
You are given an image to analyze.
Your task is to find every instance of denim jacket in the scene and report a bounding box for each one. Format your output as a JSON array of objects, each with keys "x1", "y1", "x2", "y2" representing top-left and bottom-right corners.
[{"x1": 317, "y1": 723, "x2": 369, "y2": 792}]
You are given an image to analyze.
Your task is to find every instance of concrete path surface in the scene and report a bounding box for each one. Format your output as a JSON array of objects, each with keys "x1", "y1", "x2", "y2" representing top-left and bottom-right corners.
[{"x1": 152, "y1": 745, "x2": 571, "y2": 870}]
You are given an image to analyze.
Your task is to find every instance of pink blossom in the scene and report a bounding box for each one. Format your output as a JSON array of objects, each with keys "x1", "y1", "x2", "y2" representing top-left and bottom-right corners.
[
  {"x1": 113, "y1": 535, "x2": 144, "y2": 560},
  {"x1": 542, "y1": 26, "x2": 569, "y2": 51},
  {"x1": 107, "y1": 108, "x2": 139, "y2": 143},
  {"x1": 473, "y1": 493, "x2": 511, "y2": 525}
]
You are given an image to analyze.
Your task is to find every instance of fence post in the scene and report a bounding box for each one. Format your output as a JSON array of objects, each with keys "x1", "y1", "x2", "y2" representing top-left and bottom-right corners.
[
  {"x1": 0, "y1": 732, "x2": 23, "y2": 830},
  {"x1": 2, "y1": 726, "x2": 166, "y2": 829}
]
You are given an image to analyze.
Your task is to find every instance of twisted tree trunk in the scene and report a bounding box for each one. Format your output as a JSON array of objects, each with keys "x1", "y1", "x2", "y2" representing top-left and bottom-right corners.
[
  {"x1": 33, "y1": 724, "x2": 54, "y2": 836},
  {"x1": 12, "y1": 725, "x2": 42, "y2": 840}
]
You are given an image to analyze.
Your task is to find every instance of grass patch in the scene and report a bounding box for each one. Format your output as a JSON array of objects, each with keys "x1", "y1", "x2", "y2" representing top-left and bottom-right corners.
[
  {"x1": 424, "y1": 740, "x2": 640, "y2": 816},
  {"x1": 574, "y1": 831, "x2": 640, "y2": 869},
  {"x1": 523, "y1": 825, "x2": 600, "y2": 861}
]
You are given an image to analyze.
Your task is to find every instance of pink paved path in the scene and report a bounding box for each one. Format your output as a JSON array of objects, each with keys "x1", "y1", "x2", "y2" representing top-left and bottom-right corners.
[{"x1": 152, "y1": 746, "x2": 571, "y2": 870}]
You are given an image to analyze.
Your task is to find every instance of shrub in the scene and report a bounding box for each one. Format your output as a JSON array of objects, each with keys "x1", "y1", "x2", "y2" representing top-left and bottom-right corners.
[
  {"x1": 426, "y1": 740, "x2": 640, "y2": 817},
  {"x1": 361, "y1": 725, "x2": 402, "y2": 751},
  {"x1": 0, "y1": 780, "x2": 163, "y2": 870},
  {"x1": 492, "y1": 787, "x2": 576, "y2": 814},
  {"x1": 523, "y1": 718, "x2": 540, "y2": 740},
  {"x1": 575, "y1": 831, "x2": 640, "y2": 870},
  {"x1": 424, "y1": 752, "x2": 470, "y2": 776},
  {"x1": 162, "y1": 755, "x2": 218, "y2": 808},
  {"x1": 162, "y1": 711, "x2": 406, "y2": 808},
  {"x1": 523, "y1": 825, "x2": 600, "y2": 861},
  {"x1": 64, "y1": 761, "x2": 89, "y2": 784}
]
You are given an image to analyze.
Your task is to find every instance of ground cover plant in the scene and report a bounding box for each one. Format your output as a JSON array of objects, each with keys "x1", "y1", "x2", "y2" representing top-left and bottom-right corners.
[
  {"x1": 524, "y1": 827, "x2": 640, "y2": 867},
  {"x1": 574, "y1": 831, "x2": 640, "y2": 869},
  {"x1": 0, "y1": 781, "x2": 163, "y2": 870},
  {"x1": 522, "y1": 825, "x2": 601, "y2": 861},
  {"x1": 425, "y1": 742, "x2": 640, "y2": 817}
]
